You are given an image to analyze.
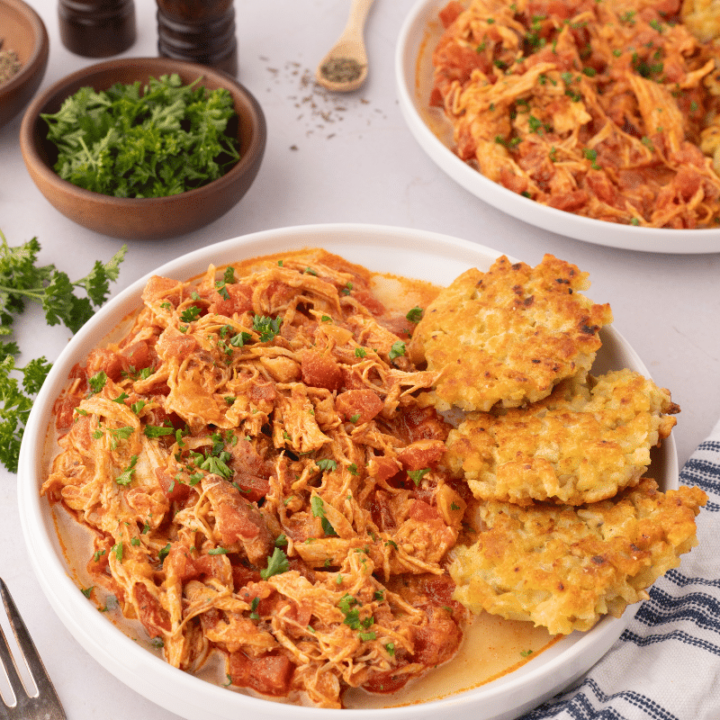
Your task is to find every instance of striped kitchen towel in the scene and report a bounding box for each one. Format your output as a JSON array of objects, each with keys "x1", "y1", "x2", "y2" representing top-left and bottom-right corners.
[{"x1": 521, "y1": 423, "x2": 720, "y2": 720}]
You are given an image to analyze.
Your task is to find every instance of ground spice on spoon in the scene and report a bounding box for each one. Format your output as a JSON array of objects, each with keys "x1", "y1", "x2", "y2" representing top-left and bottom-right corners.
[{"x1": 320, "y1": 57, "x2": 362, "y2": 83}]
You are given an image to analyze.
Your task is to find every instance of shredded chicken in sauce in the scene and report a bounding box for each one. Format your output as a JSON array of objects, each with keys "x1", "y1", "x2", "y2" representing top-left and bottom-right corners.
[
  {"x1": 42, "y1": 250, "x2": 469, "y2": 708},
  {"x1": 431, "y1": 0, "x2": 720, "y2": 228}
]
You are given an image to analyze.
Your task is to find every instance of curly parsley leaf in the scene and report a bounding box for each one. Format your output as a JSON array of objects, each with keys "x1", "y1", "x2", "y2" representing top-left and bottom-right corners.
[
  {"x1": 0, "y1": 232, "x2": 126, "y2": 473},
  {"x1": 0, "y1": 346, "x2": 52, "y2": 473},
  {"x1": 41, "y1": 74, "x2": 241, "y2": 198},
  {"x1": 0, "y1": 232, "x2": 127, "y2": 334}
]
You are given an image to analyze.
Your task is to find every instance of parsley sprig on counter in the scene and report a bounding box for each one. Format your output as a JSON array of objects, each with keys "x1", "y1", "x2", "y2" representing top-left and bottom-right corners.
[
  {"x1": 0, "y1": 232, "x2": 126, "y2": 472},
  {"x1": 41, "y1": 74, "x2": 240, "y2": 198}
]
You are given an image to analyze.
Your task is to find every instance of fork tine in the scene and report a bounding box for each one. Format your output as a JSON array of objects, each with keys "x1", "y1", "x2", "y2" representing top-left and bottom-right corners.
[{"x1": 0, "y1": 578, "x2": 66, "y2": 720}]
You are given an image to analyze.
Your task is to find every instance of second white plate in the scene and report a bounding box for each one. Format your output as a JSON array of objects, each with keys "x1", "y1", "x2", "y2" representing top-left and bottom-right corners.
[{"x1": 395, "y1": 0, "x2": 720, "y2": 254}]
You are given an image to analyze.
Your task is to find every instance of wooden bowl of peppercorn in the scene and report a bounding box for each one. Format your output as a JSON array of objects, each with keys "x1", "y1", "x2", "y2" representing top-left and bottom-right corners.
[
  {"x1": 19, "y1": 57, "x2": 266, "y2": 240},
  {"x1": 0, "y1": 0, "x2": 49, "y2": 129}
]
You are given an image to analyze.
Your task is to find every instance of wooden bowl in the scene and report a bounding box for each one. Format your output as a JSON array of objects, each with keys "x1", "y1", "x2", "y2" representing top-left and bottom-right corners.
[
  {"x1": 19, "y1": 57, "x2": 266, "y2": 240},
  {"x1": 0, "y1": 0, "x2": 49, "y2": 129}
]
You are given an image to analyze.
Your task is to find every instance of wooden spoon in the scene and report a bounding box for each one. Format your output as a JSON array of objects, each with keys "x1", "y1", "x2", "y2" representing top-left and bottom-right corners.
[{"x1": 315, "y1": 0, "x2": 376, "y2": 93}]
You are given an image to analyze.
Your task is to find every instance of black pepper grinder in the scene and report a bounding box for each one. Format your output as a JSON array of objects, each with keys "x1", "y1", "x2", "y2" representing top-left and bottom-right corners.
[
  {"x1": 58, "y1": 0, "x2": 136, "y2": 57},
  {"x1": 156, "y1": 0, "x2": 238, "y2": 77}
]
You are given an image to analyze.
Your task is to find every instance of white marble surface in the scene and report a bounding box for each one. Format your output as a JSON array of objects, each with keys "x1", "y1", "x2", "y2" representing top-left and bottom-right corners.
[{"x1": 1, "y1": 0, "x2": 719, "y2": 717}]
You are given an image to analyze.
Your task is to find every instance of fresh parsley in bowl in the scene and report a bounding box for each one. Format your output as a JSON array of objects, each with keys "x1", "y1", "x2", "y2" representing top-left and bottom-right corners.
[
  {"x1": 41, "y1": 74, "x2": 240, "y2": 198},
  {"x1": 19, "y1": 57, "x2": 266, "y2": 240}
]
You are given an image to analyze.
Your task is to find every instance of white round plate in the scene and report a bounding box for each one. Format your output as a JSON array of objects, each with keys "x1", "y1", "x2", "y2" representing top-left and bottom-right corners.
[
  {"x1": 18, "y1": 224, "x2": 677, "y2": 720},
  {"x1": 395, "y1": 0, "x2": 720, "y2": 254}
]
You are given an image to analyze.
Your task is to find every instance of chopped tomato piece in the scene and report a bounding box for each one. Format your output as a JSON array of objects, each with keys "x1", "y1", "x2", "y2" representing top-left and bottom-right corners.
[
  {"x1": 86, "y1": 348, "x2": 123, "y2": 382},
  {"x1": 397, "y1": 439, "x2": 446, "y2": 471},
  {"x1": 300, "y1": 349, "x2": 343, "y2": 390},
  {"x1": 408, "y1": 499, "x2": 442, "y2": 523},
  {"x1": 228, "y1": 652, "x2": 295, "y2": 696},
  {"x1": 208, "y1": 282, "x2": 253, "y2": 316},
  {"x1": 335, "y1": 389, "x2": 383, "y2": 424},
  {"x1": 164, "y1": 544, "x2": 198, "y2": 581},
  {"x1": 362, "y1": 668, "x2": 412, "y2": 695},
  {"x1": 155, "y1": 467, "x2": 190, "y2": 502},
  {"x1": 53, "y1": 394, "x2": 81, "y2": 430}
]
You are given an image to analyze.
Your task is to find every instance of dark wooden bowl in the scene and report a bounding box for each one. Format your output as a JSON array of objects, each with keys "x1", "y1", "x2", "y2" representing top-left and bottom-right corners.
[
  {"x1": 0, "y1": 0, "x2": 49, "y2": 128},
  {"x1": 19, "y1": 57, "x2": 266, "y2": 240}
]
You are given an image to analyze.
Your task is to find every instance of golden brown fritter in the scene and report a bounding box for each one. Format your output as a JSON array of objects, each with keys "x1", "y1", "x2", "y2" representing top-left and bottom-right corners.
[
  {"x1": 444, "y1": 369, "x2": 679, "y2": 506},
  {"x1": 409, "y1": 255, "x2": 613, "y2": 412},
  {"x1": 682, "y1": 0, "x2": 720, "y2": 42},
  {"x1": 449, "y1": 479, "x2": 707, "y2": 635}
]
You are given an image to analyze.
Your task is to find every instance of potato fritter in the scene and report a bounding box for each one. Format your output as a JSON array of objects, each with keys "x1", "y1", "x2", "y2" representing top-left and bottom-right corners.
[
  {"x1": 682, "y1": 0, "x2": 720, "y2": 41},
  {"x1": 444, "y1": 369, "x2": 679, "y2": 506},
  {"x1": 449, "y1": 479, "x2": 707, "y2": 635},
  {"x1": 409, "y1": 255, "x2": 613, "y2": 412}
]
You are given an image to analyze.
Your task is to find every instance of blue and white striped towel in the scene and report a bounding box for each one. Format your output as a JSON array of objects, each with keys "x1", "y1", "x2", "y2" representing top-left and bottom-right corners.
[{"x1": 521, "y1": 422, "x2": 720, "y2": 720}]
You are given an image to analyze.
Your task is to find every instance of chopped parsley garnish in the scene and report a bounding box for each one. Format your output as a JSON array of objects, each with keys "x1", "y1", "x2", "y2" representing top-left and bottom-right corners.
[
  {"x1": 144, "y1": 423, "x2": 175, "y2": 438},
  {"x1": 230, "y1": 330, "x2": 252, "y2": 348},
  {"x1": 111, "y1": 542, "x2": 123, "y2": 562},
  {"x1": 180, "y1": 305, "x2": 201, "y2": 323},
  {"x1": 116, "y1": 455, "x2": 138, "y2": 486},
  {"x1": 260, "y1": 547, "x2": 289, "y2": 579},
  {"x1": 316, "y1": 458, "x2": 337, "y2": 473},
  {"x1": 407, "y1": 468, "x2": 430, "y2": 486},
  {"x1": 253, "y1": 314, "x2": 282, "y2": 342},
  {"x1": 158, "y1": 543, "x2": 171, "y2": 564},
  {"x1": 338, "y1": 594, "x2": 359, "y2": 628},
  {"x1": 108, "y1": 425, "x2": 134, "y2": 449},
  {"x1": 311, "y1": 495, "x2": 338, "y2": 537},
  {"x1": 200, "y1": 453, "x2": 233, "y2": 478},
  {"x1": 88, "y1": 371, "x2": 107, "y2": 395},
  {"x1": 405, "y1": 306, "x2": 423, "y2": 323},
  {"x1": 388, "y1": 341, "x2": 406, "y2": 361},
  {"x1": 249, "y1": 596, "x2": 260, "y2": 620}
]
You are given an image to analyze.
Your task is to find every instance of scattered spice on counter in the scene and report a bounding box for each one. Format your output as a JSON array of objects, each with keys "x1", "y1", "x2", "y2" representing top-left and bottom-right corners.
[
  {"x1": 0, "y1": 49, "x2": 22, "y2": 85},
  {"x1": 319, "y1": 57, "x2": 362, "y2": 84},
  {"x1": 260, "y1": 58, "x2": 386, "y2": 142}
]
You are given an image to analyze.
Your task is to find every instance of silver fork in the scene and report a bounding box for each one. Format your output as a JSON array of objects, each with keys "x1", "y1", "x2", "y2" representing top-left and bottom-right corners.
[{"x1": 0, "y1": 578, "x2": 66, "y2": 720}]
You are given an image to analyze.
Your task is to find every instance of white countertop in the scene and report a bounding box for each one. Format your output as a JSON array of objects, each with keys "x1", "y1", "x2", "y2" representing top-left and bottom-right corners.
[{"x1": 1, "y1": 0, "x2": 719, "y2": 717}]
